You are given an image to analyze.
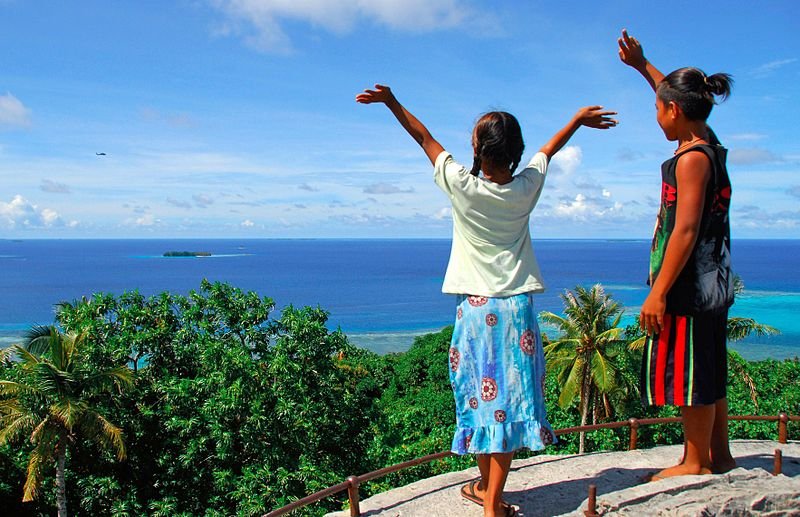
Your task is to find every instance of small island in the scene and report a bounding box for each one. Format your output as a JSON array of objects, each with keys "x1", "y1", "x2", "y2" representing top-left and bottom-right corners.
[{"x1": 162, "y1": 251, "x2": 211, "y2": 257}]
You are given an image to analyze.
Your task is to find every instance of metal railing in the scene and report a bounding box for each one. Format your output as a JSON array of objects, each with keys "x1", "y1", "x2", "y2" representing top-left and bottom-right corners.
[{"x1": 265, "y1": 412, "x2": 798, "y2": 517}]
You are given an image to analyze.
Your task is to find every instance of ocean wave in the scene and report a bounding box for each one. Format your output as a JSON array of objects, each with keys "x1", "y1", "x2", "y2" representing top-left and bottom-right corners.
[{"x1": 738, "y1": 290, "x2": 800, "y2": 298}]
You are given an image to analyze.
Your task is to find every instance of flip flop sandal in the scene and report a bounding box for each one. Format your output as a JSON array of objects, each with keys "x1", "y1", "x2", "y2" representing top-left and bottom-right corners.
[
  {"x1": 460, "y1": 479, "x2": 483, "y2": 506},
  {"x1": 461, "y1": 479, "x2": 517, "y2": 514}
]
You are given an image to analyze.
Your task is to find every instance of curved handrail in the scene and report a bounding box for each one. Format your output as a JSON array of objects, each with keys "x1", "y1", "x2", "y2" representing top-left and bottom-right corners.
[{"x1": 265, "y1": 412, "x2": 798, "y2": 517}]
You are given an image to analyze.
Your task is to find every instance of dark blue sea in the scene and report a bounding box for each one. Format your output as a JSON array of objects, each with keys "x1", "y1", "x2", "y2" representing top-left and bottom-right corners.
[{"x1": 1, "y1": 239, "x2": 798, "y2": 360}]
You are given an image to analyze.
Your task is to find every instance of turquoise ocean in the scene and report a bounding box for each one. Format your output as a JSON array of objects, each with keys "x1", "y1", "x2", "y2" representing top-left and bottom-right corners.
[{"x1": 1, "y1": 239, "x2": 798, "y2": 360}]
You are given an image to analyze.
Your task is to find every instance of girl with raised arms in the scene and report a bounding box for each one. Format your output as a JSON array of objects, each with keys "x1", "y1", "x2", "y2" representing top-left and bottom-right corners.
[
  {"x1": 356, "y1": 84, "x2": 616, "y2": 516},
  {"x1": 618, "y1": 29, "x2": 736, "y2": 481}
]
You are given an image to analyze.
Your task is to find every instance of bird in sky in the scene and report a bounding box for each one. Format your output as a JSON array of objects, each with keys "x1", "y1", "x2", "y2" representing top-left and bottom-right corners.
[{"x1": 95, "y1": 152, "x2": 106, "y2": 156}]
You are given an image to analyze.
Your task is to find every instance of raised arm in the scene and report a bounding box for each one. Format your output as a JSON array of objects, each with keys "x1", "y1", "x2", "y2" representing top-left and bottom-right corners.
[
  {"x1": 539, "y1": 106, "x2": 618, "y2": 160},
  {"x1": 356, "y1": 84, "x2": 444, "y2": 165},
  {"x1": 618, "y1": 29, "x2": 664, "y2": 92}
]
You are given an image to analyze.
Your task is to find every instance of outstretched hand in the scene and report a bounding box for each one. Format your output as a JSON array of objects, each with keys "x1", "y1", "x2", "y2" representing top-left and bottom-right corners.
[
  {"x1": 355, "y1": 84, "x2": 395, "y2": 105},
  {"x1": 576, "y1": 106, "x2": 618, "y2": 129},
  {"x1": 618, "y1": 29, "x2": 646, "y2": 69}
]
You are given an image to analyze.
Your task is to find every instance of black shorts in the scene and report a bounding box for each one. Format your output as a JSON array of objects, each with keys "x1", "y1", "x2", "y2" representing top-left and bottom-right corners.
[{"x1": 641, "y1": 309, "x2": 728, "y2": 407}]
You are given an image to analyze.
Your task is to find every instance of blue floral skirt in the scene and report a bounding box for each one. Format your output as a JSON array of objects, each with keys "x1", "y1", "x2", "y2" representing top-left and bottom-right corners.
[{"x1": 449, "y1": 293, "x2": 556, "y2": 455}]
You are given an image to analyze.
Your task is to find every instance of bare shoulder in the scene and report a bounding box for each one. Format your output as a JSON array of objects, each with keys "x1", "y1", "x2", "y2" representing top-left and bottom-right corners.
[{"x1": 675, "y1": 149, "x2": 712, "y2": 183}]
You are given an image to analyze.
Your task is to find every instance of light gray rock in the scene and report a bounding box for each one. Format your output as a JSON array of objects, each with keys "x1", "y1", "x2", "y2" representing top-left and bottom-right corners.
[
  {"x1": 324, "y1": 440, "x2": 800, "y2": 517},
  {"x1": 560, "y1": 468, "x2": 800, "y2": 516}
]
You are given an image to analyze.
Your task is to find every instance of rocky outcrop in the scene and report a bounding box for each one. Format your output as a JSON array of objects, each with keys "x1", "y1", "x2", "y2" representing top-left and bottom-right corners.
[
  {"x1": 563, "y1": 467, "x2": 800, "y2": 516},
  {"x1": 324, "y1": 440, "x2": 800, "y2": 517}
]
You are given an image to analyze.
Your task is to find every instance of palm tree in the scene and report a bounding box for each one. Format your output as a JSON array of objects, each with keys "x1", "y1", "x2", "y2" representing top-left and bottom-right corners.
[
  {"x1": 541, "y1": 285, "x2": 629, "y2": 453},
  {"x1": 0, "y1": 325, "x2": 133, "y2": 517}
]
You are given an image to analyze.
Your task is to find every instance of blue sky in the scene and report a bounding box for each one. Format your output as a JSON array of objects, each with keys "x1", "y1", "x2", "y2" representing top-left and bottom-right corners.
[{"x1": 1, "y1": 0, "x2": 798, "y2": 239}]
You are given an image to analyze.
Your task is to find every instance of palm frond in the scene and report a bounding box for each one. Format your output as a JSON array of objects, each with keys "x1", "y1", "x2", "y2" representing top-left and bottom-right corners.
[
  {"x1": 23, "y1": 442, "x2": 54, "y2": 502},
  {"x1": 628, "y1": 335, "x2": 647, "y2": 351},
  {"x1": 0, "y1": 413, "x2": 37, "y2": 445},
  {"x1": 85, "y1": 367, "x2": 135, "y2": 393},
  {"x1": 726, "y1": 317, "x2": 779, "y2": 342},
  {"x1": 557, "y1": 357, "x2": 584, "y2": 408},
  {"x1": 0, "y1": 379, "x2": 35, "y2": 397},
  {"x1": 81, "y1": 411, "x2": 127, "y2": 460},
  {"x1": 23, "y1": 325, "x2": 56, "y2": 356},
  {"x1": 13, "y1": 345, "x2": 42, "y2": 368},
  {"x1": 591, "y1": 349, "x2": 617, "y2": 392},
  {"x1": 538, "y1": 311, "x2": 571, "y2": 332},
  {"x1": 52, "y1": 398, "x2": 88, "y2": 431}
]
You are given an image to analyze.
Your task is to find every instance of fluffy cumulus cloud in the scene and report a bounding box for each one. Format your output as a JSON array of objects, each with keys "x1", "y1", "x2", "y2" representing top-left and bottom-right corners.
[
  {"x1": 0, "y1": 93, "x2": 32, "y2": 127},
  {"x1": 0, "y1": 195, "x2": 72, "y2": 229},
  {"x1": 553, "y1": 192, "x2": 624, "y2": 221},
  {"x1": 124, "y1": 213, "x2": 160, "y2": 227},
  {"x1": 549, "y1": 146, "x2": 582, "y2": 175},
  {"x1": 210, "y1": 0, "x2": 475, "y2": 52}
]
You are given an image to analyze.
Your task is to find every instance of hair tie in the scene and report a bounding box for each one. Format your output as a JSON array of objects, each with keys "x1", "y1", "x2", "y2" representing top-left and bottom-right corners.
[{"x1": 703, "y1": 75, "x2": 710, "y2": 87}]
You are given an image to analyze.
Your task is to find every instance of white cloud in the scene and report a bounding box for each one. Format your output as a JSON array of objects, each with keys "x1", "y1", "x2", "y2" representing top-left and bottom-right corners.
[
  {"x1": 434, "y1": 207, "x2": 452, "y2": 220},
  {"x1": 193, "y1": 194, "x2": 215, "y2": 208},
  {"x1": 0, "y1": 195, "x2": 69, "y2": 229},
  {"x1": 727, "y1": 133, "x2": 767, "y2": 142},
  {"x1": 363, "y1": 182, "x2": 414, "y2": 194},
  {"x1": 0, "y1": 93, "x2": 31, "y2": 127},
  {"x1": 241, "y1": 219, "x2": 255, "y2": 227},
  {"x1": 167, "y1": 198, "x2": 193, "y2": 209},
  {"x1": 210, "y1": 0, "x2": 476, "y2": 53},
  {"x1": 728, "y1": 148, "x2": 783, "y2": 166},
  {"x1": 751, "y1": 58, "x2": 797, "y2": 78},
  {"x1": 553, "y1": 192, "x2": 624, "y2": 221},
  {"x1": 130, "y1": 214, "x2": 158, "y2": 227},
  {"x1": 550, "y1": 146, "x2": 582, "y2": 175},
  {"x1": 40, "y1": 179, "x2": 71, "y2": 194}
]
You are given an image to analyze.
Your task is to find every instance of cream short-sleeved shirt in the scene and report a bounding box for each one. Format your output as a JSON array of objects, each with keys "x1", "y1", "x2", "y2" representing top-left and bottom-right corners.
[{"x1": 433, "y1": 150, "x2": 549, "y2": 297}]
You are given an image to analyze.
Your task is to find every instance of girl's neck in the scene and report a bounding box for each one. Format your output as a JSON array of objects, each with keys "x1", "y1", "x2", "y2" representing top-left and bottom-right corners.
[
  {"x1": 481, "y1": 163, "x2": 513, "y2": 185},
  {"x1": 674, "y1": 123, "x2": 709, "y2": 154}
]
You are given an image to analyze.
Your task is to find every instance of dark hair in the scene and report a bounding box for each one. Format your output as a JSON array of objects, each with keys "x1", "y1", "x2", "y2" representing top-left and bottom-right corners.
[
  {"x1": 470, "y1": 111, "x2": 525, "y2": 176},
  {"x1": 656, "y1": 67, "x2": 733, "y2": 121}
]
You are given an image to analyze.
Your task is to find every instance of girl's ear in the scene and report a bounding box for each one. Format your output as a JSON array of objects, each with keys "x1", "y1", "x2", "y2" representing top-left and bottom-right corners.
[{"x1": 668, "y1": 101, "x2": 682, "y2": 120}]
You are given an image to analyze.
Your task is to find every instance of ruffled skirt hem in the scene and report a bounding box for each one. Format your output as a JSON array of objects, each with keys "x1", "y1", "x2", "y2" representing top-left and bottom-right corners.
[{"x1": 450, "y1": 420, "x2": 557, "y2": 455}]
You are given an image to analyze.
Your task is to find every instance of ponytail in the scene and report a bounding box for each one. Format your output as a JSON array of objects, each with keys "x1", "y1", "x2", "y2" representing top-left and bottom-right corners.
[
  {"x1": 704, "y1": 72, "x2": 733, "y2": 101},
  {"x1": 657, "y1": 67, "x2": 734, "y2": 121}
]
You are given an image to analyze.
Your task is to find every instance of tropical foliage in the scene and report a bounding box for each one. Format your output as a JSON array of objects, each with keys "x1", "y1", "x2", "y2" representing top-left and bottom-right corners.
[
  {"x1": 0, "y1": 326, "x2": 132, "y2": 517},
  {"x1": 540, "y1": 285, "x2": 633, "y2": 452},
  {"x1": 0, "y1": 281, "x2": 796, "y2": 516}
]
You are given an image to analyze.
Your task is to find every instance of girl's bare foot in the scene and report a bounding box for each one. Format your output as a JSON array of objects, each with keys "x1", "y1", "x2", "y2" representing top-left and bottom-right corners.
[{"x1": 647, "y1": 463, "x2": 712, "y2": 482}]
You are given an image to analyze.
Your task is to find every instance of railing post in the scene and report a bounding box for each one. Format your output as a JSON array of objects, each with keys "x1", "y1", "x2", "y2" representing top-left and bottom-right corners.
[
  {"x1": 347, "y1": 476, "x2": 361, "y2": 517},
  {"x1": 584, "y1": 484, "x2": 599, "y2": 517},
  {"x1": 628, "y1": 418, "x2": 639, "y2": 450},
  {"x1": 778, "y1": 413, "x2": 788, "y2": 444},
  {"x1": 774, "y1": 449, "x2": 783, "y2": 476}
]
